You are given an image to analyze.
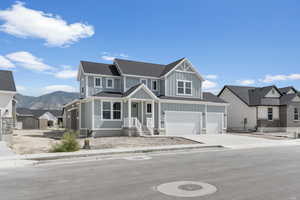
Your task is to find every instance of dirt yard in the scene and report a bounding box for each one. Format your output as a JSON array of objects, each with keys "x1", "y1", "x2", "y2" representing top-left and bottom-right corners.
[{"x1": 11, "y1": 129, "x2": 198, "y2": 154}]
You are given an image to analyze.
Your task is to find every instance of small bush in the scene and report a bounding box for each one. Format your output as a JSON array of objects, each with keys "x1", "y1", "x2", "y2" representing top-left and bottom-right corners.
[{"x1": 50, "y1": 131, "x2": 80, "y2": 152}]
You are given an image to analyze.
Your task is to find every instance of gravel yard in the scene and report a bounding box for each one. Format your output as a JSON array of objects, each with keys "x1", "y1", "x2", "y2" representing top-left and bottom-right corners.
[{"x1": 11, "y1": 129, "x2": 198, "y2": 154}]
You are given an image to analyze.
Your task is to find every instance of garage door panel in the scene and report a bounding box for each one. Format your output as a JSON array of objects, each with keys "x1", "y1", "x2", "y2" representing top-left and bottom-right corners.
[
  {"x1": 207, "y1": 113, "x2": 223, "y2": 134},
  {"x1": 166, "y1": 112, "x2": 201, "y2": 136}
]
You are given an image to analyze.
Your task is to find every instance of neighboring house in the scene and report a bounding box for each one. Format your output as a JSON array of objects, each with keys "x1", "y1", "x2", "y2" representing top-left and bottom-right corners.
[
  {"x1": 0, "y1": 70, "x2": 17, "y2": 141},
  {"x1": 16, "y1": 108, "x2": 63, "y2": 129},
  {"x1": 218, "y1": 85, "x2": 300, "y2": 133},
  {"x1": 64, "y1": 58, "x2": 228, "y2": 137}
]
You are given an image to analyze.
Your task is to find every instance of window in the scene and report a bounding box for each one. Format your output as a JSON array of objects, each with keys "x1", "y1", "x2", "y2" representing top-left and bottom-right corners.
[
  {"x1": 94, "y1": 77, "x2": 102, "y2": 88},
  {"x1": 102, "y1": 101, "x2": 122, "y2": 120},
  {"x1": 106, "y1": 78, "x2": 114, "y2": 88},
  {"x1": 146, "y1": 103, "x2": 152, "y2": 114},
  {"x1": 294, "y1": 108, "x2": 299, "y2": 121},
  {"x1": 267, "y1": 108, "x2": 273, "y2": 121},
  {"x1": 152, "y1": 80, "x2": 158, "y2": 91},
  {"x1": 177, "y1": 80, "x2": 192, "y2": 95},
  {"x1": 140, "y1": 79, "x2": 147, "y2": 86},
  {"x1": 81, "y1": 87, "x2": 84, "y2": 94}
]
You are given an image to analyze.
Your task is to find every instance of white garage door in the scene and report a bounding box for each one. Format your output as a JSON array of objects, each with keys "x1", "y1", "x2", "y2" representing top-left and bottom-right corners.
[
  {"x1": 166, "y1": 112, "x2": 202, "y2": 136},
  {"x1": 207, "y1": 113, "x2": 223, "y2": 134}
]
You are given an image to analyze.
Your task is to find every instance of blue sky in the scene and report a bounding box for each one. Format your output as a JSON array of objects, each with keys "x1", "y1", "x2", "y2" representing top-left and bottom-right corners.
[{"x1": 0, "y1": 0, "x2": 300, "y2": 96}]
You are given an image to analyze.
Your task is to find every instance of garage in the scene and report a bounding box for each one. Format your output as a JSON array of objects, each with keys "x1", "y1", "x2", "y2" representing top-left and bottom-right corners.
[
  {"x1": 165, "y1": 111, "x2": 202, "y2": 135},
  {"x1": 206, "y1": 112, "x2": 223, "y2": 134}
]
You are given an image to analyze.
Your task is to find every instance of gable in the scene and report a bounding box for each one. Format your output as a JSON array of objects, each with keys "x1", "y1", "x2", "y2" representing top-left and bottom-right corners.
[
  {"x1": 175, "y1": 60, "x2": 195, "y2": 73},
  {"x1": 265, "y1": 88, "x2": 281, "y2": 98},
  {"x1": 292, "y1": 95, "x2": 300, "y2": 102},
  {"x1": 287, "y1": 89, "x2": 296, "y2": 94},
  {"x1": 131, "y1": 88, "x2": 153, "y2": 100},
  {"x1": 39, "y1": 112, "x2": 57, "y2": 120}
]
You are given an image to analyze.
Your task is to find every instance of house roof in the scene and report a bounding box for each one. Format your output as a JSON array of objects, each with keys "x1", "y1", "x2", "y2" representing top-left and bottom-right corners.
[
  {"x1": 219, "y1": 85, "x2": 299, "y2": 106},
  {"x1": 0, "y1": 70, "x2": 16, "y2": 92},
  {"x1": 80, "y1": 61, "x2": 120, "y2": 76},
  {"x1": 81, "y1": 58, "x2": 186, "y2": 78},
  {"x1": 279, "y1": 86, "x2": 298, "y2": 94},
  {"x1": 16, "y1": 108, "x2": 63, "y2": 118},
  {"x1": 159, "y1": 92, "x2": 226, "y2": 103}
]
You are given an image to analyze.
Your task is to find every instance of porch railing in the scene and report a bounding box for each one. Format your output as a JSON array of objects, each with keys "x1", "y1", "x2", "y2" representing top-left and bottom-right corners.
[{"x1": 123, "y1": 117, "x2": 142, "y2": 130}]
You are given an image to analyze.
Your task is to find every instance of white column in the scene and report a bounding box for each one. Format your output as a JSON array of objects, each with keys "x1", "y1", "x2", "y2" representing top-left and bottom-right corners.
[
  {"x1": 151, "y1": 100, "x2": 154, "y2": 128},
  {"x1": 141, "y1": 101, "x2": 144, "y2": 125},
  {"x1": 92, "y1": 98, "x2": 94, "y2": 129},
  {"x1": 128, "y1": 99, "x2": 131, "y2": 128},
  {"x1": 158, "y1": 101, "x2": 161, "y2": 130}
]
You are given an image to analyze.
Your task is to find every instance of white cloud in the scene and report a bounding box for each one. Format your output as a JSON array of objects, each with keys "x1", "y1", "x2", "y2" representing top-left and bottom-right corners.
[
  {"x1": 261, "y1": 74, "x2": 300, "y2": 83},
  {"x1": 0, "y1": 55, "x2": 15, "y2": 68},
  {"x1": 237, "y1": 79, "x2": 255, "y2": 86},
  {"x1": 101, "y1": 52, "x2": 129, "y2": 61},
  {"x1": 205, "y1": 74, "x2": 218, "y2": 80},
  {"x1": 43, "y1": 85, "x2": 76, "y2": 93},
  {"x1": 0, "y1": 2, "x2": 94, "y2": 47},
  {"x1": 55, "y1": 69, "x2": 77, "y2": 79},
  {"x1": 6, "y1": 51, "x2": 54, "y2": 71},
  {"x1": 203, "y1": 80, "x2": 218, "y2": 90},
  {"x1": 16, "y1": 85, "x2": 26, "y2": 92},
  {"x1": 101, "y1": 55, "x2": 115, "y2": 61}
]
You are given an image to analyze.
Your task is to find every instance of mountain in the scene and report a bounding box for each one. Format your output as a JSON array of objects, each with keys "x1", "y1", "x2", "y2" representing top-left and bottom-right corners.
[{"x1": 16, "y1": 91, "x2": 80, "y2": 110}]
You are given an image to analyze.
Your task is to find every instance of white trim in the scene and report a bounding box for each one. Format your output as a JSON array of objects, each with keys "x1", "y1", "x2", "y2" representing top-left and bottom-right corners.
[
  {"x1": 67, "y1": 107, "x2": 78, "y2": 112},
  {"x1": 151, "y1": 80, "x2": 158, "y2": 91},
  {"x1": 92, "y1": 128, "x2": 122, "y2": 130},
  {"x1": 175, "y1": 70, "x2": 196, "y2": 74},
  {"x1": 158, "y1": 102, "x2": 161, "y2": 129},
  {"x1": 267, "y1": 107, "x2": 273, "y2": 121},
  {"x1": 141, "y1": 101, "x2": 144, "y2": 125},
  {"x1": 86, "y1": 77, "x2": 89, "y2": 97},
  {"x1": 294, "y1": 108, "x2": 299, "y2": 121},
  {"x1": 106, "y1": 78, "x2": 114, "y2": 89},
  {"x1": 63, "y1": 99, "x2": 79, "y2": 108},
  {"x1": 0, "y1": 90, "x2": 17, "y2": 94},
  {"x1": 126, "y1": 84, "x2": 159, "y2": 101},
  {"x1": 176, "y1": 80, "x2": 192, "y2": 96},
  {"x1": 101, "y1": 101, "x2": 122, "y2": 121},
  {"x1": 123, "y1": 76, "x2": 126, "y2": 92},
  {"x1": 146, "y1": 103, "x2": 152, "y2": 114},
  {"x1": 84, "y1": 73, "x2": 120, "y2": 78},
  {"x1": 94, "y1": 77, "x2": 102, "y2": 88},
  {"x1": 140, "y1": 79, "x2": 147, "y2": 86},
  {"x1": 160, "y1": 99, "x2": 229, "y2": 106},
  {"x1": 92, "y1": 98, "x2": 95, "y2": 129},
  {"x1": 79, "y1": 102, "x2": 81, "y2": 129}
]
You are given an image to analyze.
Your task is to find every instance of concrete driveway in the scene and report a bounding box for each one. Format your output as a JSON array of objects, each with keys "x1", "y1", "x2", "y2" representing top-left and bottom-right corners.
[{"x1": 183, "y1": 134, "x2": 300, "y2": 149}]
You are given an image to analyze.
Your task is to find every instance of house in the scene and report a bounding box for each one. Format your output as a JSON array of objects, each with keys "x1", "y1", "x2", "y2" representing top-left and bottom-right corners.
[
  {"x1": 218, "y1": 85, "x2": 300, "y2": 133},
  {"x1": 64, "y1": 58, "x2": 228, "y2": 137},
  {"x1": 0, "y1": 70, "x2": 17, "y2": 141},
  {"x1": 16, "y1": 108, "x2": 63, "y2": 129}
]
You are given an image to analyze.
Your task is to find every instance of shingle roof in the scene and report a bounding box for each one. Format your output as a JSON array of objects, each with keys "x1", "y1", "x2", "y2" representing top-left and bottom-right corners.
[
  {"x1": 279, "y1": 86, "x2": 298, "y2": 94},
  {"x1": 160, "y1": 58, "x2": 185, "y2": 76},
  {"x1": 93, "y1": 91, "x2": 123, "y2": 98},
  {"x1": 220, "y1": 85, "x2": 299, "y2": 106},
  {"x1": 80, "y1": 61, "x2": 120, "y2": 76},
  {"x1": 0, "y1": 70, "x2": 16, "y2": 92},
  {"x1": 16, "y1": 108, "x2": 63, "y2": 118}
]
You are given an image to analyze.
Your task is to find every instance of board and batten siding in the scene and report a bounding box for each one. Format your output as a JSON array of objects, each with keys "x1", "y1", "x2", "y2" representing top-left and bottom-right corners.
[
  {"x1": 164, "y1": 71, "x2": 202, "y2": 98},
  {"x1": 87, "y1": 76, "x2": 122, "y2": 96},
  {"x1": 125, "y1": 76, "x2": 160, "y2": 95},
  {"x1": 93, "y1": 99, "x2": 123, "y2": 129},
  {"x1": 80, "y1": 101, "x2": 92, "y2": 129},
  {"x1": 131, "y1": 89, "x2": 153, "y2": 99}
]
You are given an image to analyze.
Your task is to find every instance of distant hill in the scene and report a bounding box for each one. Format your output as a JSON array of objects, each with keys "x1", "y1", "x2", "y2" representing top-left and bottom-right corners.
[{"x1": 16, "y1": 91, "x2": 80, "y2": 110}]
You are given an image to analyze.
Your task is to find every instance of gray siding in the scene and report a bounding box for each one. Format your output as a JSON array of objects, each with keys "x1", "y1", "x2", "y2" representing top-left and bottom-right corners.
[
  {"x1": 165, "y1": 71, "x2": 202, "y2": 98},
  {"x1": 125, "y1": 76, "x2": 160, "y2": 95},
  {"x1": 80, "y1": 101, "x2": 92, "y2": 129},
  {"x1": 160, "y1": 80, "x2": 165, "y2": 95},
  {"x1": 286, "y1": 103, "x2": 300, "y2": 127},
  {"x1": 93, "y1": 99, "x2": 123, "y2": 129},
  {"x1": 131, "y1": 89, "x2": 153, "y2": 99},
  {"x1": 207, "y1": 105, "x2": 226, "y2": 113},
  {"x1": 126, "y1": 77, "x2": 140, "y2": 90},
  {"x1": 87, "y1": 76, "x2": 122, "y2": 96}
]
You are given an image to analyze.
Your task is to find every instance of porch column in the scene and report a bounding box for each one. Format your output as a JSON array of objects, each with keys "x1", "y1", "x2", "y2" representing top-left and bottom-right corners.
[
  {"x1": 151, "y1": 100, "x2": 154, "y2": 128},
  {"x1": 128, "y1": 99, "x2": 131, "y2": 128}
]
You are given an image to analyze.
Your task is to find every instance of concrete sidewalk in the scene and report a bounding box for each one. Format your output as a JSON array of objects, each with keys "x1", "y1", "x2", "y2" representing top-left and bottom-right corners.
[
  {"x1": 0, "y1": 141, "x2": 15, "y2": 157},
  {"x1": 183, "y1": 134, "x2": 300, "y2": 149},
  {"x1": 0, "y1": 143, "x2": 221, "y2": 168}
]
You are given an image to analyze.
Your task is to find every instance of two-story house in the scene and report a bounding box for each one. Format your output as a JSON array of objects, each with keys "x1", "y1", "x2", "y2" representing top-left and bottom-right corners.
[
  {"x1": 64, "y1": 58, "x2": 228, "y2": 137},
  {"x1": 0, "y1": 70, "x2": 17, "y2": 142},
  {"x1": 218, "y1": 85, "x2": 300, "y2": 133}
]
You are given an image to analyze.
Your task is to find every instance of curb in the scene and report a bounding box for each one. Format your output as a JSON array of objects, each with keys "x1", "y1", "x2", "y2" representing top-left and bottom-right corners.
[{"x1": 0, "y1": 144, "x2": 223, "y2": 162}]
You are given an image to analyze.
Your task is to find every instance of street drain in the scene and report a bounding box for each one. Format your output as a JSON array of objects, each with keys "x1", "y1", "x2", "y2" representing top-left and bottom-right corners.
[
  {"x1": 123, "y1": 155, "x2": 152, "y2": 161},
  {"x1": 156, "y1": 181, "x2": 217, "y2": 198}
]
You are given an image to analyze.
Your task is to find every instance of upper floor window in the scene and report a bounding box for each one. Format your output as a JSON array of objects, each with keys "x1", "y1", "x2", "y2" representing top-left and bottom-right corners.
[
  {"x1": 177, "y1": 80, "x2": 192, "y2": 95},
  {"x1": 294, "y1": 108, "x2": 299, "y2": 121},
  {"x1": 94, "y1": 77, "x2": 102, "y2": 88},
  {"x1": 102, "y1": 101, "x2": 122, "y2": 120},
  {"x1": 140, "y1": 79, "x2": 147, "y2": 86},
  {"x1": 81, "y1": 87, "x2": 84, "y2": 94},
  {"x1": 152, "y1": 80, "x2": 158, "y2": 91},
  {"x1": 268, "y1": 108, "x2": 273, "y2": 121},
  {"x1": 106, "y1": 78, "x2": 114, "y2": 88}
]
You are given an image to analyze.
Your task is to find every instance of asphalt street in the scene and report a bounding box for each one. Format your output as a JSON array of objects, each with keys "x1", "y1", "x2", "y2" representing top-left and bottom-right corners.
[{"x1": 1, "y1": 146, "x2": 300, "y2": 200}]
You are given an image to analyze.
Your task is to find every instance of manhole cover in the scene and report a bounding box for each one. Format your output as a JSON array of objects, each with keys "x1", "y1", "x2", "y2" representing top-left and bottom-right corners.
[
  {"x1": 123, "y1": 155, "x2": 152, "y2": 161},
  {"x1": 156, "y1": 181, "x2": 217, "y2": 197}
]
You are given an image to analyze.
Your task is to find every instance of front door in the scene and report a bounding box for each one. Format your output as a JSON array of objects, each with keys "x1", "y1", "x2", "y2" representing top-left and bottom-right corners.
[{"x1": 132, "y1": 102, "x2": 139, "y2": 118}]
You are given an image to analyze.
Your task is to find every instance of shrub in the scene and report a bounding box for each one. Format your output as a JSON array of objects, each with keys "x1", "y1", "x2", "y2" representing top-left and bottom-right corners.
[{"x1": 50, "y1": 131, "x2": 80, "y2": 152}]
